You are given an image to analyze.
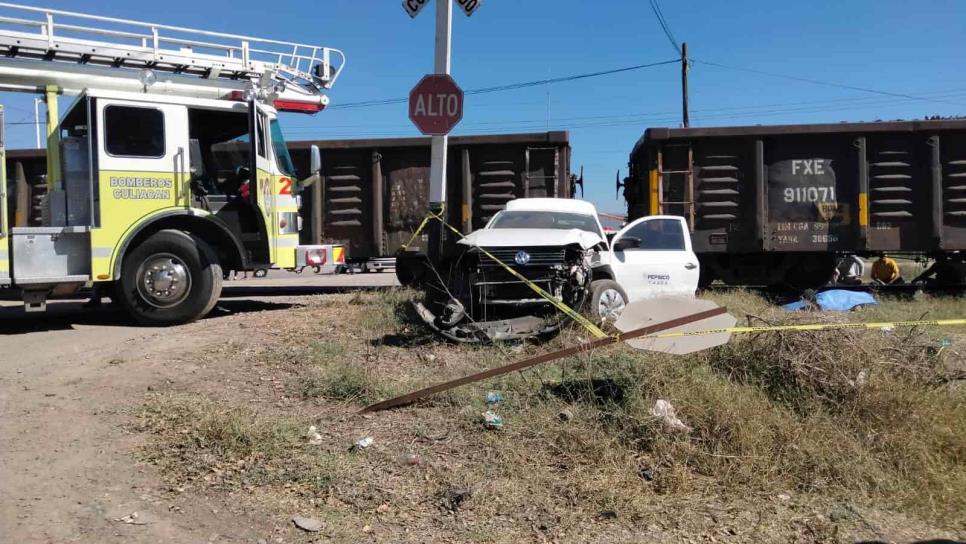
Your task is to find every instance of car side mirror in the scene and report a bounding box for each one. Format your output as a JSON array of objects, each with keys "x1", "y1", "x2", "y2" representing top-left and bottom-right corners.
[{"x1": 613, "y1": 236, "x2": 641, "y2": 252}]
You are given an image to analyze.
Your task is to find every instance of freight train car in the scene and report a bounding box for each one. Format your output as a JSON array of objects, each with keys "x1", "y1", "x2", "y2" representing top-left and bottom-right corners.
[
  {"x1": 288, "y1": 132, "x2": 573, "y2": 268},
  {"x1": 624, "y1": 119, "x2": 966, "y2": 288}
]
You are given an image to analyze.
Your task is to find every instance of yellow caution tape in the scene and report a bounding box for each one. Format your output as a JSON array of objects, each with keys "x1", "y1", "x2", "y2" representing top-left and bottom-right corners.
[
  {"x1": 649, "y1": 318, "x2": 966, "y2": 339},
  {"x1": 400, "y1": 206, "x2": 444, "y2": 250}
]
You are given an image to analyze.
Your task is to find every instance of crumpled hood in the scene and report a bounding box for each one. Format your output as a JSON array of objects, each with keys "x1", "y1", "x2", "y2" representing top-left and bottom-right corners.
[{"x1": 458, "y1": 228, "x2": 603, "y2": 249}]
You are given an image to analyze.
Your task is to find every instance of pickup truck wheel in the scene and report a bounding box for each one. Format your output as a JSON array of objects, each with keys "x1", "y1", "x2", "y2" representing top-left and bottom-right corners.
[
  {"x1": 116, "y1": 230, "x2": 223, "y2": 326},
  {"x1": 589, "y1": 279, "x2": 628, "y2": 323}
]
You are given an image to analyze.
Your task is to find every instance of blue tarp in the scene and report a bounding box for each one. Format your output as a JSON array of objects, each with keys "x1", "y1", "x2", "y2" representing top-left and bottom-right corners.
[{"x1": 783, "y1": 290, "x2": 878, "y2": 312}]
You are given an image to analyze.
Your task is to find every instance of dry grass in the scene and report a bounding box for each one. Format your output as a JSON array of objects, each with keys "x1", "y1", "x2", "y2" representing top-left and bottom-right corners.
[
  {"x1": 138, "y1": 394, "x2": 354, "y2": 493},
  {"x1": 138, "y1": 287, "x2": 966, "y2": 542}
]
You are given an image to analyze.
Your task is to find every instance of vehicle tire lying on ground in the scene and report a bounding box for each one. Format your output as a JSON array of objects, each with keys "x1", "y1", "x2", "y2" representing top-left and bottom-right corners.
[
  {"x1": 115, "y1": 229, "x2": 223, "y2": 326},
  {"x1": 588, "y1": 279, "x2": 628, "y2": 323}
]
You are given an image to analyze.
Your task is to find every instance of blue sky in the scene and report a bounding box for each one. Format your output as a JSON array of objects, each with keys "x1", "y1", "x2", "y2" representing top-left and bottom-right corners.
[{"x1": 3, "y1": 0, "x2": 965, "y2": 213}]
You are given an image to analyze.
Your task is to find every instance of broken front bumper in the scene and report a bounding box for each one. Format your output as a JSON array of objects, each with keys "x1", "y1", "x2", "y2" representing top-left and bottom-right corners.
[{"x1": 412, "y1": 301, "x2": 563, "y2": 343}]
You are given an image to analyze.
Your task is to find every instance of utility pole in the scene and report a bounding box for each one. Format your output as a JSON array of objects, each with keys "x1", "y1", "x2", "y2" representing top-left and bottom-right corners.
[
  {"x1": 681, "y1": 41, "x2": 689, "y2": 128},
  {"x1": 546, "y1": 67, "x2": 551, "y2": 131},
  {"x1": 427, "y1": 0, "x2": 453, "y2": 264}
]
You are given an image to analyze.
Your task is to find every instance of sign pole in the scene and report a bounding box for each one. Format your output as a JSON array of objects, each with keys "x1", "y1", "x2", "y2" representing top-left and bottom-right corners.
[{"x1": 427, "y1": 0, "x2": 452, "y2": 264}]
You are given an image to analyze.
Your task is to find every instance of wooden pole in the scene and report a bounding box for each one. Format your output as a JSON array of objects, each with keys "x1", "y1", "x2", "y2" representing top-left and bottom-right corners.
[
  {"x1": 681, "y1": 42, "x2": 689, "y2": 128},
  {"x1": 361, "y1": 306, "x2": 727, "y2": 413}
]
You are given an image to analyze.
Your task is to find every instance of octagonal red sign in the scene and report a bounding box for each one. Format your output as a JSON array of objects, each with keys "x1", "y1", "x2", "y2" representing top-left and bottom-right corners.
[{"x1": 409, "y1": 74, "x2": 464, "y2": 136}]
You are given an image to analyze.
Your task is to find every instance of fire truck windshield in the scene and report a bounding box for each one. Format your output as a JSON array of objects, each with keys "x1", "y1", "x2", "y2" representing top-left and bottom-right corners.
[{"x1": 271, "y1": 119, "x2": 297, "y2": 177}]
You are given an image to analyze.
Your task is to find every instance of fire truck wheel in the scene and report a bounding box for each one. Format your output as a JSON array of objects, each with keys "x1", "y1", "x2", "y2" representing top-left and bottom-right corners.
[
  {"x1": 588, "y1": 279, "x2": 628, "y2": 323},
  {"x1": 116, "y1": 229, "x2": 223, "y2": 326}
]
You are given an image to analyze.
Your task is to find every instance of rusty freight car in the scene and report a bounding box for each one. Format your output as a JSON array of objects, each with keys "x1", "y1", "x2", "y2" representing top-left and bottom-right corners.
[
  {"x1": 624, "y1": 119, "x2": 966, "y2": 288},
  {"x1": 289, "y1": 131, "x2": 573, "y2": 268}
]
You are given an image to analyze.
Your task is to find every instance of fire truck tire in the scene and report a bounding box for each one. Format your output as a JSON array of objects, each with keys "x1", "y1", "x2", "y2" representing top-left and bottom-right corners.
[
  {"x1": 116, "y1": 229, "x2": 223, "y2": 326},
  {"x1": 588, "y1": 279, "x2": 628, "y2": 323}
]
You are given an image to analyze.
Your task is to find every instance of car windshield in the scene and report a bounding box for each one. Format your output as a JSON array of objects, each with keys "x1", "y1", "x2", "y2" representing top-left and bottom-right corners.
[{"x1": 489, "y1": 210, "x2": 601, "y2": 236}]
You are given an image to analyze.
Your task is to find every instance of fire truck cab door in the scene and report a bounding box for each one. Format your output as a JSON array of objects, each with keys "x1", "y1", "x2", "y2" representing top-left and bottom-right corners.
[
  {"x1": 0, "y1": 106, "x2": 9, "y2": 285},
  {"x1": 248, "y1": 101, "x2": 278, "y2": 265},
  {"x1": 93, "y1": 99, "x2": 189, "y2": 280},
  {"x1": 96, "y1": 99, "x2": 189, "y2": 210}
]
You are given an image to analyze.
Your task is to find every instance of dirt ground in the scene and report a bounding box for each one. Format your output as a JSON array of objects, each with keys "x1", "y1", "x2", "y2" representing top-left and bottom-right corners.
[
  {"x1": 0, "y1": 276, "x2": 963, "y2": 544},
  {"x1": 0, "y1": 274, "x2": 395, "y2": 543}
]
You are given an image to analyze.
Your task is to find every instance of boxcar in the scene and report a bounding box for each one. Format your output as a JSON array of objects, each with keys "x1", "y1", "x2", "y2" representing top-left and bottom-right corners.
[
  {"x1": 625, "y1": 119, "x2": 966, "y2": 287},
  {"x1": 289, "y1": 132, "x2": 572, "y2": 265}
]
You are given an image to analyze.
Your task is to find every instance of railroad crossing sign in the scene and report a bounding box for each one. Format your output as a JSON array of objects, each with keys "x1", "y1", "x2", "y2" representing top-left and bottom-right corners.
[
  {"x1": 403, "y1": 0, "x2": 481, "y2": 18},
  {"x1": 409, "y1": 74, "x2": 464, "y2": 136},
  {"x1": 403, "y1": 0, "x2": 480, "y2": 264}
]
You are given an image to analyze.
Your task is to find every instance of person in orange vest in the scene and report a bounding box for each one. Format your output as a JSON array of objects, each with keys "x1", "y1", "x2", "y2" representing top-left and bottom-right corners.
[{"x1": 871, "y1": 253, "x2": 903, "y2": 284}]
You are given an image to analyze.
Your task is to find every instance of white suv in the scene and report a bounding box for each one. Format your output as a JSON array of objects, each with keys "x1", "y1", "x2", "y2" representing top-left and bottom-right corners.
[{"x1": 477, "y1": 198, "x2": 700, "y2": 321}]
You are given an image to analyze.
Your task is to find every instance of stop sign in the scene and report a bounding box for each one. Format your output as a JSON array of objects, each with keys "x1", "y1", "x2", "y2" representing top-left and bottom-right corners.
[{"x1": 409, "y1": 74, "x2": 464, "y2": 136}]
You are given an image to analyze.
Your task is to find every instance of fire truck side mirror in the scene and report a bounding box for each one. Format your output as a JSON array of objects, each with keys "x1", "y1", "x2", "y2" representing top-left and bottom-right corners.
[
  {"x1": 188, "y1": 139, "x2": 205, "y2": 177},
  {"x1": 298, "y1": 145, "x2": 322, "y2": 190},
  {"x1": 310, "y1": 145, "x2": 321, "y2": 176}
]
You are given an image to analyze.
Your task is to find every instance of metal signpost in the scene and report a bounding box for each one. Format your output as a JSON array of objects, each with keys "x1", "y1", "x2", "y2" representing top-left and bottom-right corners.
[{"x1": 404, "y1": 0, "x2": 478, "y2": 262}]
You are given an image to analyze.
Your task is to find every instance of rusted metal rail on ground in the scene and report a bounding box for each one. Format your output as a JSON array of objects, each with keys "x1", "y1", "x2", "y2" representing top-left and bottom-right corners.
[{"x1": 360, "y1": 306, "x2": 728, "y2": 413}]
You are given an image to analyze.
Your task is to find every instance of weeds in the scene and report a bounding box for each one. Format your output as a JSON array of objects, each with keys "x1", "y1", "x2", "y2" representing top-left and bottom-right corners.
[
  {"x1": 307, "y1": 339, "x2": 347, "y2": 359},
  {"x1": 140, "y1": 288, "x2": 966, "y2": 539},
  {"x1": 289, "y1": 362, "x2": 390, "y2": 403},
  {"x1": 521, "y1": 315, "x2": 966, "y2": 522}
]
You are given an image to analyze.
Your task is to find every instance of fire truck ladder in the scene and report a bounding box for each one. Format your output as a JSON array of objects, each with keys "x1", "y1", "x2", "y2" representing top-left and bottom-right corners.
[
  {"x1": 656, "y1": 142, "x2": 696, "y2": 232},
  {"x1": 0, "y1": 3, "x2": 346, "y2": 103}
]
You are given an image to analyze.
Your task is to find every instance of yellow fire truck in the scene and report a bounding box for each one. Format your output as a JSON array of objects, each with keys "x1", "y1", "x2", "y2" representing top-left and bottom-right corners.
[{"x1": 0, "y1": 4, "x2": 346, "y2": 325}]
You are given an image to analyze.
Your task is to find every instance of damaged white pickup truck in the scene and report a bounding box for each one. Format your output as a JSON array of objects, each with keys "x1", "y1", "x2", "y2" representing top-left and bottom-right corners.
[{"x1": 396, "y1": 198, "x2": 700, "y2": 342}]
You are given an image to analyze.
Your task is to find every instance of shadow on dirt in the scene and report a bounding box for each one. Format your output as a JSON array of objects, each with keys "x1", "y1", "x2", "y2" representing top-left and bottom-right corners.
[
  {"x1": 220, "y1": 285, "x2": 393, "y2": 298},
  {"x1": 373, "y1": 332, "x2": 437, "y2": 348},
  {"x1": 857, "y1": 541, "x2": 965, "y2": 544},
  {"x1": 0, "y1": 299, "x2": 298, "y2": 335},
  {"x1": 543, "y1": 378, "x2": 626, "y2": 406}
]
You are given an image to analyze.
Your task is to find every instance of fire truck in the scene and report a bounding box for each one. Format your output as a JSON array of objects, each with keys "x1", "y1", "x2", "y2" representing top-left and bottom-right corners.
[{"x1": 0, "y1": 4, "x2": 346, "y2": 325}]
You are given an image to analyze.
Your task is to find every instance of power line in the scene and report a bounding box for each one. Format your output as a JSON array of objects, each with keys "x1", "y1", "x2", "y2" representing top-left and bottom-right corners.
[
  {"x1": 285, "y1": 97, "x2": 966, "y2": 139},
  {"x1": 693, "y1": 59, "x2": 966, "y2": 108},
  {"x1": 283, "y1": 88, "x2": 966, "y2": 133},
  {"x1": 328, "y1": 59, "x2": 679, "y2": 110},
  {"x1": 648, "y1": 0, "x2": 680, "y2": 54},
  {"x1": 465, "y1": 59, "x2": 679, "y2": 95}
]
